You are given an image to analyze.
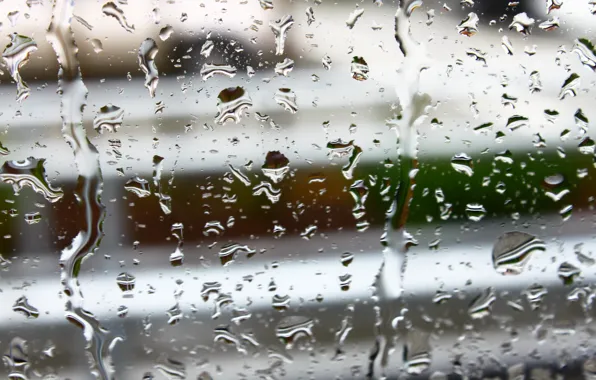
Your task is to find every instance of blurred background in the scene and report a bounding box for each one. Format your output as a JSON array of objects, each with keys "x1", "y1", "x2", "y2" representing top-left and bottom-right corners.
[{"x1": 0, "y1": 0, "x2": 595, "y2": 378}]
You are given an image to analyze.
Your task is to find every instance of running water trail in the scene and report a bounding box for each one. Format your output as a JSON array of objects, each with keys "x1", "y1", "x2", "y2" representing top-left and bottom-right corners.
[
  {"x1": 46, "y1": 0, "x2": 120, "y2": 378},
  {"x1": 368, "y1": 1, "x2": 431, "y2": 378}
]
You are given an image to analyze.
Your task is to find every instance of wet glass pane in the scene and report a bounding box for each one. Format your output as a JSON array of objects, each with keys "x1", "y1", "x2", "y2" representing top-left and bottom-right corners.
[{"x1": 0, "y1": 0, "x2": 594, "y2": 379}]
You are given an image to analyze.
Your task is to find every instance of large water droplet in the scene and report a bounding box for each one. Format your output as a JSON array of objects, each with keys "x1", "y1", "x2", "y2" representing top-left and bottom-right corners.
[
  {"x1": 200, "y1": 40, "x2": 214, "y2": 57},
  {"x1": 124, "y1": 176, "x2": 151, "y2": 198},
  {"x1": 116, "y1": 272, "x2": 135, "y2": 293},
  {"x1": 509, "y1": 12, "x2": 535, "y2": 35},
  {"x1": 138, "y1": 38, "x2": 159, "y2": 98},
  {"x1": 24, "y1": 211, "x2": 41, "y2": 225},
  {"x1": 102, "y1": 2, "x2": 135, "y2": 33},
  {"x1": 558, "y1": 262, "x2": 580, "y2": 285},
  {"x1": 274, "y1": 88, "x2": 298, "y2": 113},
  {"x1": 468, "y1": 287, "x2": 496, "y2": 319},
  {"x1": 0, "y1": 158, "x2": 63, "y2": 203},
  {"x1": 159, "y1": 25, "x2": 173, "y2": 41},
  {"x1": 492, "y1": 232, "x2": 545, "y2": 275},
  {"x1": 274, "y1": 58, "x2": 294, "y2": 76},
  {"x1": 404, "y1": 329, "x2": 431, "y2": 374},
  {"x1": 275, "y1": 316, "x2": 315, "y2": 349},
  {"x1": 506, "y1": 115, "x2": 529, "y2": 131},
  {"x1": 457, "y1": 12, "x2": 479, "y2": 36},
  {"x1": 351, "y1": 56, "x2": 369, "y2": 81},
  {"x1": 2, "y1": 33, "x2": 37, "y2": 102},
  {"x1": 3, "y1": 337, "x2": 29, "y2": 379},
  {"x1": 465, "y1": 203, "x2": 486, "y2": 221},
  {"x1": 450, "y1": 153, "x2": 474, "y2": 176},
  {"x1": 93, "y1": 104, "x2": 123, "y2": 134},
  {"x1": 262, "y1": 151, "x2": 290, "y2": 183},
  {"x1": 269, "y1": 15, "x2": 294, "y2": 55},
  {"x1": 560, "y1": 73, "x2": 580, "y2": 100},
  {"x1": 573, "y1": 38, "x2": 596, "y2": 71},
  {"x1": 215, "y1": 86, "x2": 253, "y2": 124},
  {"x1": 253, "y1": 181, "x2": 281, "y2": 203},
  {"x1": 346, "y1": 7, "x2": 364, "y2": 29},
  {"x1": 219, "y1": 243, "x2": 256, "y2": 266},
  {"x1": 154, "y1": 354, "x2": 185, "y2": 380},
  {"x1": 12, "y1": 296, "x2": 39, "y2": 319},
  {"x1": 166, "y1": 304, "x2": 182, "y2": 325},
  {"x1": 200, "y1": 63, "x2": 237, "y2": 81}
]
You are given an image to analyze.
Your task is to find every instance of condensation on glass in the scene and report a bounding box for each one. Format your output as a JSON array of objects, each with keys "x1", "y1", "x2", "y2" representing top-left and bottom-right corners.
[{"x1": 0, "y1": 0, "x2": 594, "y2": 379}]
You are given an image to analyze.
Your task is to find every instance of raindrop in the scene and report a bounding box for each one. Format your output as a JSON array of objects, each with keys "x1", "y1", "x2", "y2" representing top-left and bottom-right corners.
[
  {"x1": 275, "y1": 316, "x2": 315, "y2": 349},
  {"x1": 262, "y1": 151, "x2": 290, "y2": 183},
  {"x1": 274, "y1": 58, "x2": 294, "y2": 76},
  {"x1": 91, "y1": 38, "x2": 103, "y2": 53},
  {"x1": 546, "y1": 0, "x2": 562, "y2": 13},
  {"x1": 117, "y1": 305, "x2": 128, "y2": 318},
  {"x1": 509, "y1": 12, "x2": 534, "y2": 35},
  {"x1": 259, "y1": 0, "x2": 273, "y2": 10},
  {"x1": 432, "y1": 291, "x2": 452, "y2": 304},
  {"x1": 538, "y1": 17, "x2": 559, "y2": 31},
  {"x1": 351, "y1": 56, "x2": 369, "y2": 81},
  {"x1": 0, "y1": 158, "x2": 63, "y2": 203},
  {"x1": 200, "y1": 63, "x2": 237, "y2": 80},
  {"x1": 93, "y1": 104, "x2": 123, "y2": 134},
  {"x1": 404, "y1": 329, "x2": 431, "y2": 374},
  {"x1": 170, "y1": 223, "x2": 184, "y2": 267},
  {"x1": 253, "y1": 181, "x2": 281, "y2": 203},
  {"x1": 215, "y1": 86, "x2": 253, "y2": 124},
  {"x1": 3, "y1": 337, "x2": 29, "y2": 379},
  {"x1": 2, "y1": 33, "x2": 37, "y2": 102},
  {"x1": 272, "y1": 294, "x2": 291, "y2": 310},
  {"x1": 559, "y1": 73, "x2": 579, "y2": 100},
  {"x1": 269, "y1": 15, "x2": 294, "y2": 55},
  {"x1": 300, "y1": 224, "x2": 317, "y2": 240},
  {"x1": 465, "y1": 203, "x2": 486, "y2": 222},
  {"x1": 578, "y1": 136, "x2": 595, "y2": 155},
  {"x1": 339, "y1": 274, "x2": 352, "y2": 291},
  {"x1": 201, "y1": 281, "x2": 221, "y2": 301},
  {"x1": 529, "y1": 70, "x2": 542, "y2": 93},
  {"x1": 138, "y1": 38, "x2": 159, "y2": 98},
  {"x1": 166, "y1": 304, "x2": 182, "y2": 325},
  {"x1": 345, "y1": 7, "x2": 364, "y2": 29},
  {"x1": 274, "y1": 88, "x2": 298, "y2": 113},
  {"x1": 154, "y1": 354, "x2": 186, "y2": 380},
  {"x1": 12, "y1": 296, "x2": 39, "y2": 319},
  {"x1": 116, "y1": 272, "x2": 135, "y2": 292},
  {"x1": 457, "y1": 12, "x2": 479, "y2": 36},
  {"x1": 102, "y1": 2, "x2": 134, "y2": 33},
  {"x1": 506, "y1": 115, "x2": 529, "y2": 131},
  {"x1": 558, "y1": 262, "x2": 580, "y2": 285},
  {"x1": 350, "y1": 180, "x2": 369, "y2": 220},
  {"x1": 159, "y1": 25, "x2": 173, "y2": 41},
  {"x1": 200, "y1": 40, "x2": 214, "y2": 58},
  {"x1": 124, "y1": 176, "x2": 151, "y2": 198},
  {"x1": 24, "y1": 211, "x2": 41, "y2": 225},
  {"x1": 341, "y1": 252, "x2": 354, "y2": 267},
  {"x1": 306, "y1": 7, "x2": 315, "y2": 26},
  {"x1": 450, "y1": 153, "x2": 474, "y2": 176},
  {"x1": 322, "y1": 54, "x2": 332, "y2": 70},
  {"x1": 468, "y1": 287, "x2": 496, "y2": 319},
  {"x1": 573, "y1": 38, "x2": 596, "y2": 71},
  {"x1": 492, "y1": 232, "x2": 546, "y2": 275},
  {"x1": 501, "y1": 36, "x2": 514, "y2": 55},
  {"x1": 219, "y1": 243, "x2": 256, "y2": 266},
  {"x1": 523, "y1": 283, "x2": 547, "y2": 309},
  {"x1": 0, "y1": 141, "x2": 9, "y2": 155}
]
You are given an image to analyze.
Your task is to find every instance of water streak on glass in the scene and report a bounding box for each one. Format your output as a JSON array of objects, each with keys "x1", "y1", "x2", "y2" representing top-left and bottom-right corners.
[{"x1": 46, "y1": 0, "x2": 119, "y2": 377}]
